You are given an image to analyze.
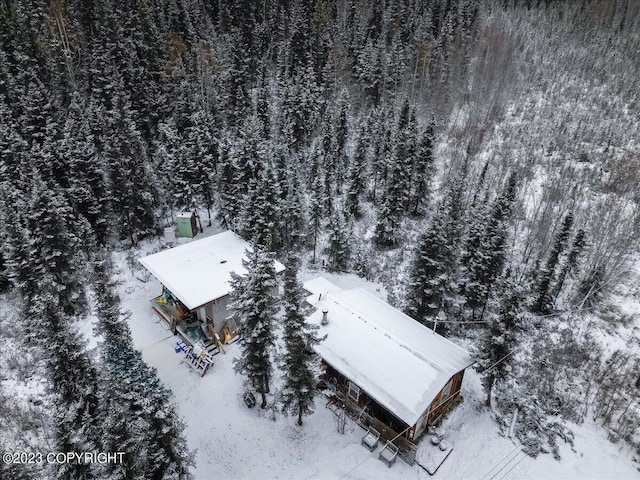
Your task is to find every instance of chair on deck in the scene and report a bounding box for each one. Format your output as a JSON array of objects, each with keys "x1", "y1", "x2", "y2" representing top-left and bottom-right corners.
[
  {"x1": 378, "y1": 441, "x2": 399, "y2": 468},
  {"x1": 361, "y1": 426, "x2": 380, "y2": 452}
]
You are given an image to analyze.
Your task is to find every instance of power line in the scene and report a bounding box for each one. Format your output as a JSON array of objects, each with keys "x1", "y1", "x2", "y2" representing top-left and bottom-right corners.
[
  {"x1": 477, "y1": 351, "x2": 514, "y2": 374},
  {"x1": 485, "y1": 450, "x2": 526, "y2": 480},
  {"x1": 478, "y1": 446, "x2": 520, "y2": 480},
  {"x1": 495, "y1": 453, "x2": 526, "y2": 480}
]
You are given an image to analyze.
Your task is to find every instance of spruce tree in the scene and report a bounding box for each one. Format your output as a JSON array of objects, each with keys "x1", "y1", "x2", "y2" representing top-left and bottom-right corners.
[
  {"x1": 462, "y1": 174, "x2": 517, "y2": 320},
  {"x1": 24, "y1": 174, "x2": 89, "y2": 316},
  {"x1": 230, "y1": 245, "x2": 277, "y2": 408},
  {"x1": 216, "y1": 145, "x2": 241, "y2": 228},
  {"x1": 186, "y1": 111, "x2": 218, "y2": 226},
  {"x1": 324, "y1": 210, "x2": 351, "y2": 272},
  {"x1": 101, "y1": 87, "x2": 160, "y2": 244},
  {"x1": 374, "y1": 195, "x2": 400, "y2": 247},
  {"x1": 552, "y1": 229, "x2": 586, "y2": 304},
  {"x1": 5, "y1": 179, "x2": 103, "y2": 479},
  {"x1": 374, "y1": 100, "x2": 415, "y2": 247},
  {"x1": 345, "y1": 135, "x2": 367, "y2": 219},
  {"x1": 63, "y1": 99, "x2": 112, "y2": 245},
  {"x1": 279, "y1": 176, "x2": 307, "y2": 250},
  {"x1": 476, "y1": 276, "x2": 522, "y2": 406},
  {"x1": 533, "y1": 212, "x2": 574, "y2": 315},
  {"x1": 240, "y1": 163, "x2": 280, "y2": 250},
  {"x1": 31, "y1": 297, "x2": 102, "y2": 480},
  {"x1": 93, "y1": 251, "x2": 192, "y2": 479},
  {"x1": 280, "y1": 257, "x2": 322, "y2": 425},
  {"x1": 308, "y1": 174, "x2": 324, "y2": 264},
  {"x1": 404, "y1": 202, "x2": 457, "y2": 333},
  {"x1": 409, "y1": 119, "x2": 435, "y2": 216}
]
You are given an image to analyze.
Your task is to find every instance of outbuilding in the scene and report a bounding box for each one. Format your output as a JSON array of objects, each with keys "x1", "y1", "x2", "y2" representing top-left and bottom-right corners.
[{"x1": 139, "y1": 230, "x2": 285, "y2": 345}]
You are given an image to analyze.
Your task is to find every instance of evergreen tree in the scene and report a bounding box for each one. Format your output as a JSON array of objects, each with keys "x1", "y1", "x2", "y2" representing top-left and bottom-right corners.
[
  {"x1": 345, "y1": 135, "x2": 368, "y2": 219},
  {"x1": 216, "y1": 145, "x2": 241, "y2": 229},
  {"x1": 476, "y1": 276, "x2": 522, "y2": 407},
  {"x1": 93, "y1": 251, "x2": 193, "y2": 479},
  {"x1": 5, "y1": 178, "x2": 102, "y2": 479},
  {"x1": 240, "y1": 163, "x2": 280, "y2": 250},
  {"x1": 533, "y1": 212, "x2": 574, "y2": 315},
  {"x1": 409, "y1": 119, "x2": 435, "y2": 216},
  {"x1": 552, "y1": 229, "x2": 587, "y2": 304},
  {"x1": 230, "y1": 246, "x2": 277, "y2": 408},
  {"x1": 63, "y1": 98, "x2": 112, "y2": 245},
  {"x1": 355, "y1": 38, "x2": 384, "y2": 105},
  {"x1": 279, "y1": 176, "x2": 307, "y2": 250},
  {"x1": 279, "y1": 66, "x2": 322, "y2": 149},
  {"x1": 308, "y1": 174, "x2": 324, "y2": 264},
  {"x1": 368, "y1": 108, "x2": 391, "y2": 203},
  {"x1": 324, "y1": 210, "x2": 351, "y2": 272},
  {"x1": 24, "y1": 174, "x2": 89, "y2": 316},
  {"x1": 280, "y1": 257, "x2": 322, "y2": 425},
  {"x1": 404, "y1": 202, "x2": 457, "y2": 333},
  {"x1": 462, "y1": 174, "x2": 517, "y2": 320},
  {"x1": 374, "y1": 100, "x2": 416, "y2": 246},
  {"x1": 186, "y1": 111, "x2": 218, "y2": 226},
  {"x1": 31, "y1": 297, "x2": 102, "y2": 480},
  {"x1": 101, "y1": 87, "x2": 160, "y2": 244},
  {"x1": 374, "y1": 195, "x2": 399, "y2": 247}
]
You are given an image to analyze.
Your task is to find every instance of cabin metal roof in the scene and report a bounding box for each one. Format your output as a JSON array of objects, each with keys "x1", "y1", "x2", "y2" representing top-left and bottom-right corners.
[
  {"x1": 139, "y1": 230, "x2": 285, "y2": 310},
  {"x1": 304, "y1": 277, "x2": 474, "y2": 426}
]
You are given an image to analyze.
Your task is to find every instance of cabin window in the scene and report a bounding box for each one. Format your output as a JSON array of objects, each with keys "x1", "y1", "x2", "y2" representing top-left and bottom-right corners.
[{"x1": 348, "y1": 381, "x2": 361, "y2": 402}]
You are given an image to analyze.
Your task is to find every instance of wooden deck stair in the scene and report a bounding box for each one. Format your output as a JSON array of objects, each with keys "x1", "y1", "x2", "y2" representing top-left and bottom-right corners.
[{"x1": 181, "y1": 345, "x2": 214, "y2": 377}]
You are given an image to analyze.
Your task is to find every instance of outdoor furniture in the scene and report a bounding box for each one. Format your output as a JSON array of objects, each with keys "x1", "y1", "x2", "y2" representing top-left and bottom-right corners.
[
  {"x1": 243, "y1": 392, "x2": 257, "y2": 408},
  {"x1": 181, "y1": 345, "x2": 214, "y2": 377},
  {"x1": 361, "y1": 426, "x2": 380, "y2": 452},
  {"x1": 379, "y1": 441, "x2": 399, "y2": 468}
]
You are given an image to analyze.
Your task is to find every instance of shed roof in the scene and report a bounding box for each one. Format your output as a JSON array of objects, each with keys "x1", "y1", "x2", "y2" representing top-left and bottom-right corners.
[
  {"x1": 139, "y1": 231, "x2": 285, "y2": 310},
  {"x1": 304, "y1": 277, "x2": 473, "y2": 427}
]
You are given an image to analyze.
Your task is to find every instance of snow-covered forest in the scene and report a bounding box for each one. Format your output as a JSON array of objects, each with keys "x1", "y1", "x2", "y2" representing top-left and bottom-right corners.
[{"x1": 1, "y1": 0, "x2": 639, "y2": 478}]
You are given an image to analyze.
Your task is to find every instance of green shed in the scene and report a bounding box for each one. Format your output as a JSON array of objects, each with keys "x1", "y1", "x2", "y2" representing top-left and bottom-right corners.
[{"x1": 177, "y1": 212, "x2": 197, "y2": 238}]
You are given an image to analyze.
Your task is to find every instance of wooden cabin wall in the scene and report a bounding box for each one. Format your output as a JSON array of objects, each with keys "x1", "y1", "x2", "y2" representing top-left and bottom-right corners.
[
  {"x1": 323, "y1": 361, "x2": 410, "y2": 437},
  {"x1": 425, "y1": 369, "x2": 466, "y2": 425}
]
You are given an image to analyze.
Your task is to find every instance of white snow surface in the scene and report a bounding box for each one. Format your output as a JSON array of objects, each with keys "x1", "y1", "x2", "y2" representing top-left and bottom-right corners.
[
  {"x1": 304, "y1": 277, "x2": 473, "y2": 426},
  {"x1": 138, "y1": 230, "x2": 285, "y2": 310},
  {"x1": 115, "y1": 225, "x2": 640, "y2": 480}
]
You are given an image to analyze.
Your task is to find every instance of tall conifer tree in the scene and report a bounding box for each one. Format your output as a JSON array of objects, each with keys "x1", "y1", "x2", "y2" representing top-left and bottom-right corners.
[
  {"x1": 230, "y1": 245, "x2": 277, "y2": 408},
  {"x1": 476, "y1": 276, "x2": 522, "y2": 406},
  {"x1": 533, "y1": 212, "x2": 574, "y2": 315},
  {"x1": 280, "y1": 257, "x2": 322, "y2": 425}
]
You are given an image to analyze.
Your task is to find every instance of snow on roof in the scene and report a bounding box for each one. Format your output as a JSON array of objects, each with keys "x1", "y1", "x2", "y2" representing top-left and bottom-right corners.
[
  {"x1": 303, "y1": 276, "x2": 344, "y2": 305},
  {"x1": 139, "y1": 231, "x2": 285, "y2": 310},
  {"x1": 304, "y1": 276, "x2": 474, "y2": 427}
]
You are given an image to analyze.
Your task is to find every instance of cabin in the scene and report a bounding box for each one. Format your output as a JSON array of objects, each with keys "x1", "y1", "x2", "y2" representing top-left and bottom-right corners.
[
  {"x1": 139, "y1": 230, "x2": 285, "y2": 347},
  {"x1": 304, "y1": 277, "x2": 473, "y2": 445}
]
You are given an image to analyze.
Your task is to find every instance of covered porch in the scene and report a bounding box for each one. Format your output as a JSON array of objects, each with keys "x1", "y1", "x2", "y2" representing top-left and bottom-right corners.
[{"x1": 150, "y1": 288, "x2": 236, "y2": 352}]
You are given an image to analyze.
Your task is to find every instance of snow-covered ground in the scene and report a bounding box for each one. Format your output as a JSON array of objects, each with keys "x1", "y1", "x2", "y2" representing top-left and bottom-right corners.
[{"x1": 111, "y1": 226, "x2": 639, "y2": 480}]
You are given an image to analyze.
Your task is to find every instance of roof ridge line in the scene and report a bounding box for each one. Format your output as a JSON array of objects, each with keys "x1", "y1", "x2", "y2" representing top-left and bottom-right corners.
[{"x1": 326, "y1": 289, "x2": 454, "y2": 373}]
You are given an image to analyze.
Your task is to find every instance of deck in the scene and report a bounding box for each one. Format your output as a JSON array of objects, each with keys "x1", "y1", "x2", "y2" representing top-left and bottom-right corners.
[
  {"x1": 415, "y1": 435, "x2": 454, "y2": 475},
  {"x1": 151, "y1": 297, "x2": 219, "y2": 355}
]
